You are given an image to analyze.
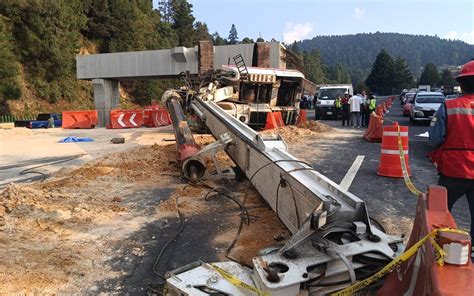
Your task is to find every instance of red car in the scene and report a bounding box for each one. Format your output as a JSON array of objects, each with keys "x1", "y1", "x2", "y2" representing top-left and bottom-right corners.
[{"x1": 403, "y1": 93, "x2": 416, "y2": 116}]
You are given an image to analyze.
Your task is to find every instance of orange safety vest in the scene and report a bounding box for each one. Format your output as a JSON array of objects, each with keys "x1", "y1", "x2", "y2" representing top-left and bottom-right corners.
[{"x1": 428, "y1": 94, "x2": 474, "y2": 179}]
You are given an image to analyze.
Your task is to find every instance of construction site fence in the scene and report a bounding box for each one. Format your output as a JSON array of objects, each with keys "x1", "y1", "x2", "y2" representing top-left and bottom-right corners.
[{"x1": 0, "y1": 115, "x2": 36, "y2": 123}]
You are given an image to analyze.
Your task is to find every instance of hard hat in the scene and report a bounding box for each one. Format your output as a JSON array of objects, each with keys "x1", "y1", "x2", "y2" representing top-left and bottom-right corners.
[
  {"x1": 344, "y1": 91, "x2": 350, "y2": 95},
  {"x1": 456, "y1": 60, "x2": 474, "y2": 81}
]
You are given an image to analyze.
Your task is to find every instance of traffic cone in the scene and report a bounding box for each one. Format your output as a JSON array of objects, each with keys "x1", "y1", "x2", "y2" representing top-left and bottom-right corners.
[
  {"x1": 296, "y1": 109, "x2": 307, "y2": 126},
  {"x1": 264, "y1": 112, "x2": 279, "y2": 130},
  {"x1": 273, "y1": 112, "x2": 285, "y2": 127},
  {"x1": 377, "y1": 122, "x2": 411, "y2": 177}
]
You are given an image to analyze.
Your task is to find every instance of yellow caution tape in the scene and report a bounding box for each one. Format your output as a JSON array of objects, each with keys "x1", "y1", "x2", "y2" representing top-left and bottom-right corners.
[
  {"x1": 208, "y1": 263, "x2": 270, "y2": 296},
  {"x1": 330, "y1": 227, "x2": 470, "y2": 296},
  {"x1": 396, "y1": 124, "x2": 424, "y2": 196}
]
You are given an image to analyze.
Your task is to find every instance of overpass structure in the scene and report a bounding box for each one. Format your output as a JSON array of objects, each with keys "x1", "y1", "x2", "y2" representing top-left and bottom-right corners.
[{"x1": 76, "y1": 41, "x2": 287, "y2": 126}]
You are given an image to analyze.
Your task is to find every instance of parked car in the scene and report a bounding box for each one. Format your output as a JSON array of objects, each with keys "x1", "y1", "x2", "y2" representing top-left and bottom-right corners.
[
  {"x1": 409, "y1": 92, "x2": 445, "y2": 124},
  {"x1": 26, "y1": 113, "x2": 62, "y2": 129}
]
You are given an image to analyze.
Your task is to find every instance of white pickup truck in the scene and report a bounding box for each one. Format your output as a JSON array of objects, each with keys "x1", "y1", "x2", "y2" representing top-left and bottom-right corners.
[{"x1": 315, "y1": 84, "x2": 353, "y2": 119}]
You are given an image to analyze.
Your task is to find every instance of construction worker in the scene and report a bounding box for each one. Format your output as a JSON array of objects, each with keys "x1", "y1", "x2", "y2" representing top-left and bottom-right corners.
[
  {"x1": 359, "y1": 90, "x2": 368, "y2": 127},
  {"x1": 367, "y1": 95, "x2": 376, "y2": 125},
  {"x1": 334, "y1": 95, "x2": 342, "y2": 120},
  {"x1": 341, "y1": 92, "x2": 351, "y2": 126},
  {"x1": 428, "y1": 60, "x2": 474, "y2": 260},
  {"x1": 47, "y1": 115, "x2": 55, "y2": 128}
]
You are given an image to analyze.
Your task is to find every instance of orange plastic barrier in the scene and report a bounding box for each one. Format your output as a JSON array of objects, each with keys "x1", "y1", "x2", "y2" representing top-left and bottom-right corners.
[
  {"x1": 108, "y1": 109, "x2": 144, "y2": 129},
  {"x1": 144, "y1": 106, "x2": 171, "y2": 127},
  {"x1": 150, "y1": 109, "x2": 172, "y2": 127},
  {"x1": 264, "y1": 111, "x2": 285, "y2": 130},
  {"x1": 378, "y1": 186, "x2": 474, "y2": 296},
  {"x1": 363, "y1": 113, "x2": 383, "y2": 142},
  {"x1": 296, "y1": 109, "x2": 307, "y2": 126},
  {"x1": 377, "y1": 122, "x2": 410, "y2": 177},
  {"x1": 62, "y1": 110, "x2": 98, "y2": 129}
]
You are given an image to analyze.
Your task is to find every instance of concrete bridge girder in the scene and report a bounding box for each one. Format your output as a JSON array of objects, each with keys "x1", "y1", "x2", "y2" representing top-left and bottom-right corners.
[{"x1": 76, "y1": 42, "x2": 285, "y2": 127}]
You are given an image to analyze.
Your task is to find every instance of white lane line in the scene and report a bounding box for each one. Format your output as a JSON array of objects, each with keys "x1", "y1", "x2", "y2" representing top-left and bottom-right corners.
[{"x1": 340, "y1": 155, "x2": 365, "y2": 191}]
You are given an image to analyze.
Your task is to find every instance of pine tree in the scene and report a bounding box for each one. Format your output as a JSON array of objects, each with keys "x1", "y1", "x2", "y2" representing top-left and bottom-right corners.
[
  {"x1": 365, "y1": 49, "x2": 395, "y2": 94},
  {"x1": 158, "y1": 0, "x2": 172, "y2": 23},
  {"x1": 439, "y1": 68, "x2": 456, "y2": 88},
  {"x1": 169, "y1": 0, "x2": 195, "y2": 47},
  {"x1": 194, "y1": 21, "x2": 210, "y2": 42},
  {"x1": 211, "y1": 32, "x2": 226, "y2": 45},
  {"x1": 419, "y1": 63, "x2": 441, "y2": 87},
  {"x1": 393, "y1": 57, "x2": 414, "y2": 92},
  {"x1": 228, "y1": 24, "x2": 238, "y2": 44},
  {"x1": 303, "y1": 49, "x2": 327, "y2": 84}
]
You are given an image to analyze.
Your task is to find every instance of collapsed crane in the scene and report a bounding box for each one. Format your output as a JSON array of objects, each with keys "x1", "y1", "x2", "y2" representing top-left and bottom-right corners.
[{"x1": 160, "y1": 68, "x2": 404, "y2": 295}]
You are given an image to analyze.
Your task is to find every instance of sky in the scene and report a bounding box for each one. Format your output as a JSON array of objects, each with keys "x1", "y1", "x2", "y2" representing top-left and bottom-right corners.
[{"x1": 153, "y1": 0, "x2": 474, "y2": 44}]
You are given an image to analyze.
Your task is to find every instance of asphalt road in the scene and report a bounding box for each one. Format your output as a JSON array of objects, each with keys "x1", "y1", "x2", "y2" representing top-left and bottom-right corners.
[{"x1": 304, "y1": 98, "x2": 470, "y2": 233}]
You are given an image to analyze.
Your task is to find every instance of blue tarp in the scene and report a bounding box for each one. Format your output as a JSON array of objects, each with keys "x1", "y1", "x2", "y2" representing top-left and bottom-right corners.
[{"x1": 59, "y1": 137, "x2": 94, "y2": 143}]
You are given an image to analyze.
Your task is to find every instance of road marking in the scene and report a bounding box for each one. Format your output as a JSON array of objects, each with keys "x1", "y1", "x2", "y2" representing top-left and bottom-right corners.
[
  {"x1": 340, "y1": 155, "x2": 365, "y2": 191},
  {"x1": 130, "y1": 113, "x2": 137, "y2": 126},
  {"x1": 118, "y1": 113, "x2": 126, "y2": 127}
]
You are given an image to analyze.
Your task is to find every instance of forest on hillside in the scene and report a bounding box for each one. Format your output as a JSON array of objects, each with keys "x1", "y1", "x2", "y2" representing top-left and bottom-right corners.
[
  {"x1": 0, "y1": 0, "x2": 216, "y2": 116},
  {"x1": 294, "y1": 32, "x2": 474, "y2": 86}
]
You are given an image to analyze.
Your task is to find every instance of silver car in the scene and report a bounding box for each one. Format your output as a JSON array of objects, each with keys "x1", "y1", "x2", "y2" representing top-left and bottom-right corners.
[{"x1": 410, "y1": 92, "x2": 445, "y2": 124}]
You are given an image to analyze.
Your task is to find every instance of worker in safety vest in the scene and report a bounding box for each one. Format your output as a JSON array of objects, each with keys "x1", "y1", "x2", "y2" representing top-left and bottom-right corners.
[
  {"x1": 341, "y1": 92, "x2": 351, "y2": 126},
  {"x1": 428, "y1": 60, "x2": 474, "y2": 259},
  {"x1": 334, "y1": 95, "x2": 342, "y2": 120},
  {"x1": 367, "y1": 95, "x2": 376, "y2": 125}
]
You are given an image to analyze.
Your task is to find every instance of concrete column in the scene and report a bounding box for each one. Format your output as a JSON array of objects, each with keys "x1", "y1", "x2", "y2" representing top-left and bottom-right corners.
[
  {"x1": 198, "y1": 40, "x2": 214, "y2": 77},
  {"x1": 92, "y1": 79, "x2": 119, "y2": 127}
]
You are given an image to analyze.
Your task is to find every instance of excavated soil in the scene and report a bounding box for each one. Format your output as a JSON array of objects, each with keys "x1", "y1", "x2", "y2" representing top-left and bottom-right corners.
[
  {"x1": 260, "y1": 120, "x2": 332, "y2": 143},
  {"x1": 0, "y1": 133, "x2": 288, "y2": 294}
]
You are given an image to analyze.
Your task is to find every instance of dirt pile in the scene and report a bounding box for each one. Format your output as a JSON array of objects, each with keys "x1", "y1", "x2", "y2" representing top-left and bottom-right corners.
[
  {"x1": 260, "y1": 120, "x2": 332, "y2": 143},
  {"x1": 0, "y1": 142, "x2": 182, "y2": 294},
  {"x1": 0, "y1": 132, "x2": 287, "y2": 294}
]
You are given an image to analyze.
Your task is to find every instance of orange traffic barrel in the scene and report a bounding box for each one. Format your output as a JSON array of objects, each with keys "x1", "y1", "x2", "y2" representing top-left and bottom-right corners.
[{"x1": 377, "y1": 122, "x2": 410, "y2": 177}]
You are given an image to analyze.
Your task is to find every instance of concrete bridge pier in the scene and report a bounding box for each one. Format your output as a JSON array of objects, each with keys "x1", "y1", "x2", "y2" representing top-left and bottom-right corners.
[{"x1": 92, "y1": 79, "x2": 119, "y2": 127}]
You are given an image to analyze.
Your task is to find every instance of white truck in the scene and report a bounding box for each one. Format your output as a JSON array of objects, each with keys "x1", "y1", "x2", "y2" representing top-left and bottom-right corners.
[
  {"x1": 315, "y1": 84, "x2": 353, "y2": 120},
  {"x1": 418, "y1": 85, "x2": 431, "y2": 92}
]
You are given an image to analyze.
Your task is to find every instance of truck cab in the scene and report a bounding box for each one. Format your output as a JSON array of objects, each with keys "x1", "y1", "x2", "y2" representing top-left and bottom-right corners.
[
  {"x1": 315, "y1": 84, "x2": 353, "y2": 119},
  {"x1": 206, "y1": 65, "x2": 316, "y2": 130}
]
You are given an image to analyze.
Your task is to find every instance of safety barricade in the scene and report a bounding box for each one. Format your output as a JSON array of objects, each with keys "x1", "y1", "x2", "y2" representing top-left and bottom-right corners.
[
  {"x1": 62, "y1": 110, "x2": 98, "y2": 129},
  {"x1": 264, "y1": 111, "x2": 285, "y2": 130},
  {"x1": 144, "y1": 105, "x2": 172, "y2": 127},
  {"x1": 377, "y1": 122, "x2": 410, "y2": 177},
  {"x1": 150, "y1": 109, "x2": 172, "y2": 127},
  {"x1": 296, "y1": 109, "x2": 307, "y2": 126},
  {"x1": 108, "y1": 109, "x2": 144, "y2": 129},
  {"x1": 377, "y1": 185, "x2": 473, "y2": 296},
  {"x1": 363, "y1": 113, "x2": 383, "y2": 143}
]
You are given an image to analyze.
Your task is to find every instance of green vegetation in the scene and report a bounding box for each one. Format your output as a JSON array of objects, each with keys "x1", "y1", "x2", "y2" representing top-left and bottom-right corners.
[
  {"x1": 419, "y1": 63, "x2": 441, "y2": 87},
  {"x1": 365, "y1": 50, "x2": 415, "y2": 95},
  {"x1": 0, "y1": 0, "x2": 210, "y2": 115},
  {"x1": 0, "y1": 16, "x2": 20, "y2": 102},
  {"x1": 295, "y1": 32, "x2": 473, "y2": 86}
]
